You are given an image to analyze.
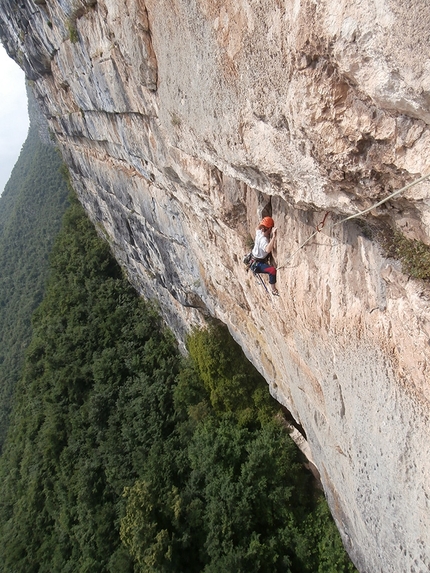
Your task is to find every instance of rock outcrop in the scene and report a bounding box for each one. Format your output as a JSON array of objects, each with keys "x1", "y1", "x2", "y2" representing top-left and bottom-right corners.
[{"x1": 1, "y1": 1, "x2": 430, "y2": 570}]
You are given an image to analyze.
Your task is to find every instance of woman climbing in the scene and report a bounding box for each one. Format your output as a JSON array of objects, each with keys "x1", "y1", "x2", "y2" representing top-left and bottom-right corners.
[{"x1": 251, "y1": 216, "x2": 279, "y2": 296}]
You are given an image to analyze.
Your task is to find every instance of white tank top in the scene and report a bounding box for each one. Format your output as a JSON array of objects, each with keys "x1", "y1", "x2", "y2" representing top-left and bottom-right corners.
[{"x1": 252, "y1": 229, "x2": 269, "y2": 259}]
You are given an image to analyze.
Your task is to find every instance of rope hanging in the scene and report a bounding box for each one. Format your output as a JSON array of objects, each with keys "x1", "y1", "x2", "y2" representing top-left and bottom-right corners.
[
  {"x1": 277, "y1": 172, "x2": 430, "y2": 270},
  {"x1": 277, "y1": 216, "x2": 328, "y2": 270}
]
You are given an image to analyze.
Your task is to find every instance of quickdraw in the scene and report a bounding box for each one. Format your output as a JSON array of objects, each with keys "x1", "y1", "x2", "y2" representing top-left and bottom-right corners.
[{"x1": 315, "y1": 211, "x2": 329, "y2": 232}]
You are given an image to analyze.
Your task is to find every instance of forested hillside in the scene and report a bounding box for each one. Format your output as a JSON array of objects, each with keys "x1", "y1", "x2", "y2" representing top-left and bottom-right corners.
[
  {"x1": 0, "y1": 123, "x2": 69, "y2": 449},
  {"x1": 0, "y1": 194, "x2": 356, "y2": 572}
]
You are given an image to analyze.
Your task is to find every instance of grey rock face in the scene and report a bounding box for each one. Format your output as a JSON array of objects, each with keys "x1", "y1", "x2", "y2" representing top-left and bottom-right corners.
[{"x1": 1, "y1": 1, "x2": 430, "y2": 571}]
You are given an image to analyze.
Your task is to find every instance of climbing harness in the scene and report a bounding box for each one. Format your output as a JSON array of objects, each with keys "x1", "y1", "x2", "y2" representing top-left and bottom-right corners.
[
  {"x1": 244, "y1": 255, "x2": 271, "y2": 294},
  {"x1": 277, "y1": 172, "x2": 430, "y2": 269},
  {"x1": 243, "y1": 252, "x2": 252, "y2": 266}
]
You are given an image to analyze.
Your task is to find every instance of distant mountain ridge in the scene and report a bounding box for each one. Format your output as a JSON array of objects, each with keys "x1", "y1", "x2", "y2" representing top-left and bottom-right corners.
[{"x1": 0, "y1": 106, "x2": 69, "y2": 450}]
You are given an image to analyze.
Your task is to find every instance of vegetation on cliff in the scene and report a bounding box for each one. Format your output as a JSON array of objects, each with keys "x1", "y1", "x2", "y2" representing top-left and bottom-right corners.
[
  {"x1": 0, "y1": 193, "x2": 356, "y2": 572},
  {"x1": 0, "y1": 123, "x2": 69, "y2": 450},
  {"x1": 377, "y1": 225, "x2": 430, "y2": 280}
]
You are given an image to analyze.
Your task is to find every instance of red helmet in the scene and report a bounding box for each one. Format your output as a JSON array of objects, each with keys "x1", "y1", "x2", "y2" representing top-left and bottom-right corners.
[{"x1": 259, "y1": 216, "x2": 274, "y2": 228}]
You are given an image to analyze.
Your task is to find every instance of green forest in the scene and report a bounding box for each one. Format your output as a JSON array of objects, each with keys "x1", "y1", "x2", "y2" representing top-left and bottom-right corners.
[
  {"x1": 0, "y1": 124, "x2": 69, "y2": 450},
  {"x1": 0, "y1": 123, "x2": 355, "y2": 573},
  {"x1": 0, "y1": 125, "x2": 357, "y2": 572}
]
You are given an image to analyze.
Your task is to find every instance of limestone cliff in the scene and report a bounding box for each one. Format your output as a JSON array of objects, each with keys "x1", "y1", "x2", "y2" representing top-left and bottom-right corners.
[{"x1": 1, "y1": 1, "x2": 430, "y2": 571}]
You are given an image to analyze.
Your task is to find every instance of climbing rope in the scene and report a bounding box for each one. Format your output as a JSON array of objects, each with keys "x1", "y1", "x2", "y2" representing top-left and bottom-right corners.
[
  {"x1": 277, "y1": 211, "x2": 330, "y2": 270},
  {"x1": 331, "y1": 172, "x2": 430, "y2": 228},
  {"x1": 253, "y1": 269, "x2": 269, "y2": 294},
  {"x1": 277, "y1": 172, "x2": 430, "y2": 269}
]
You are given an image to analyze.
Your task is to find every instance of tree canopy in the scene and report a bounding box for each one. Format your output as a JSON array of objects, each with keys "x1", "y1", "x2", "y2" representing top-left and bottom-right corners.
[
  {"x1": 0, "y1": 123, "x2": 69, "y2": 449},
  {"x1": 0, "y1": 192, "x2": 356, "y2": 572}
]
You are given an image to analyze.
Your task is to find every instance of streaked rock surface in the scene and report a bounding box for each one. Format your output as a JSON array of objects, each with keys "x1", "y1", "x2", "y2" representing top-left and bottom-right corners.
[{"x1": 1, "y1": 1, "x2": 430, "y2": 570}]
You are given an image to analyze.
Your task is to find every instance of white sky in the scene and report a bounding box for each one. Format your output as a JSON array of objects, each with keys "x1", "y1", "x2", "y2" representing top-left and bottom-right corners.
[{"x1": 0, "y1": 43, "x2": 29, "y2": 195}]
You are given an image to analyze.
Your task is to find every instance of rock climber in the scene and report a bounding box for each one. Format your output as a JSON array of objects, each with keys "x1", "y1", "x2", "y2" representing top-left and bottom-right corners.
[{"x1": 251, "y1": 216, "x2": 279, "y2": 296}]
